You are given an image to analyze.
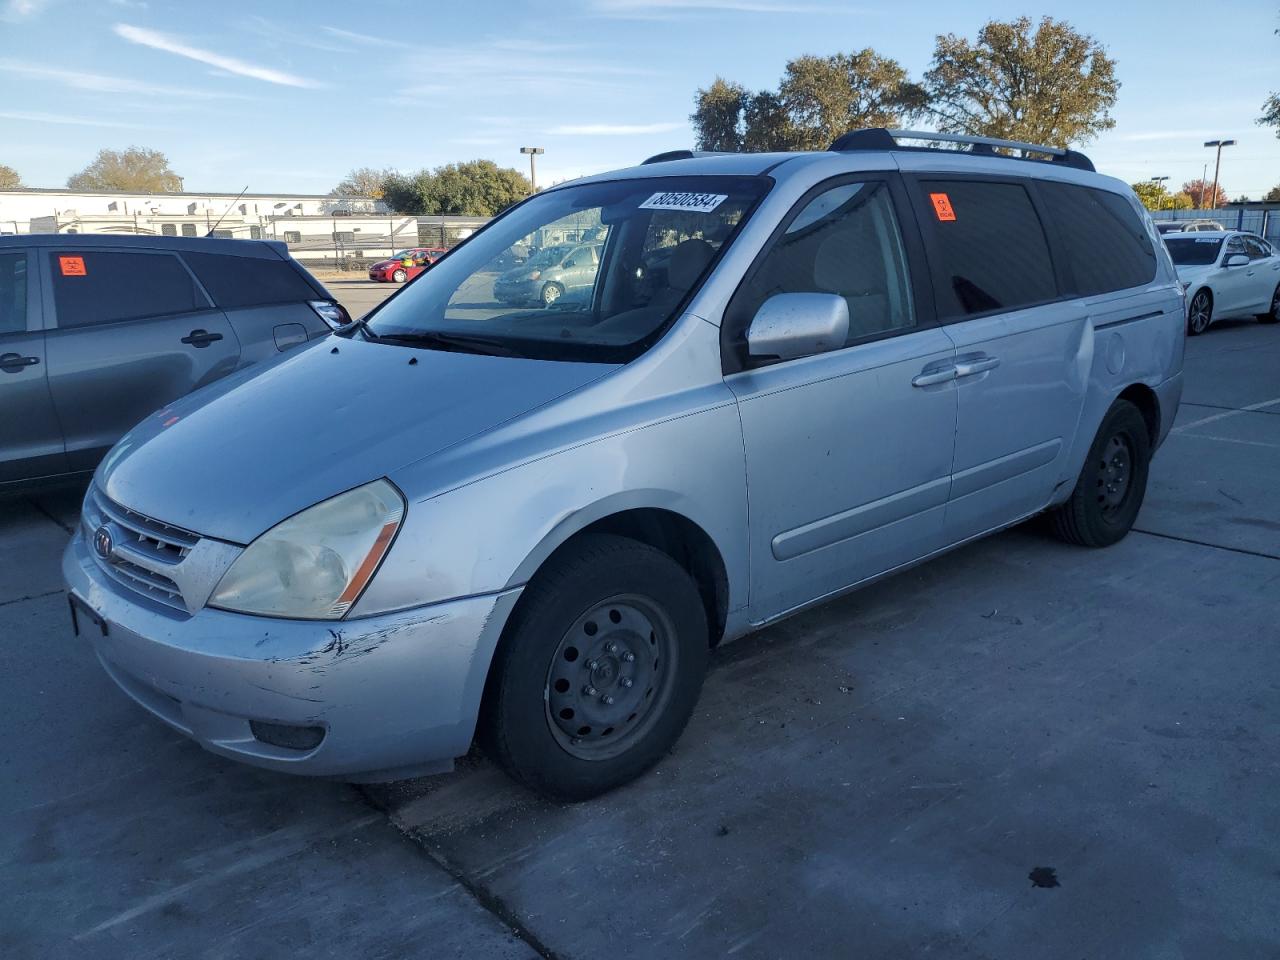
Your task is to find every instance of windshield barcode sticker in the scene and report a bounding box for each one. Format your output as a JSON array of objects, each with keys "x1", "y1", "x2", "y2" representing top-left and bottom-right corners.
[{"x1": 639, "y1": 192, "x2": 728, "y2": 214}]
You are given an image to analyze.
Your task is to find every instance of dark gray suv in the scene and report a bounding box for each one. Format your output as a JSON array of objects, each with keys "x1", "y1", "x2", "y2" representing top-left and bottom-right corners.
[{"x1": 0, "y1": 234, "x2": 346, "y2": 491}]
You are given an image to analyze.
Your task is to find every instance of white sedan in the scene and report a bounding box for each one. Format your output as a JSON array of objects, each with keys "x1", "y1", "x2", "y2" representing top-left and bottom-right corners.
[{"x1": 1166, "y1": 231, "x2": 1280, "y2": 335}]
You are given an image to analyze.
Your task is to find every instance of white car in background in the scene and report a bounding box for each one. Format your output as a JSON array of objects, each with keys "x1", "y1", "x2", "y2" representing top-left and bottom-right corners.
[{"x1": 1165, "y1": 231, "x2": 1280, "y2": 335}]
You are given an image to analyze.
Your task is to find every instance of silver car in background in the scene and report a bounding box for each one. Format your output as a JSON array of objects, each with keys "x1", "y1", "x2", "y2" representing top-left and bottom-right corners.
[
  {"x1": 1, "y1": 235, "x2": 346, "y2": 492},
  {"x1": 64, "y1": 130, "x2": 1185, "y2": 800}
]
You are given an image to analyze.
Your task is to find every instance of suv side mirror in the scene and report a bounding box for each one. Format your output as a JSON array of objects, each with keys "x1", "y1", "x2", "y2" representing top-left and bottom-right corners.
[
  {"x1": 747, "y1": 293, "x2": 849, "y2": 362},
  {"x1": 1224, "y1": 253, "x2": 1250, "y2": 268}
]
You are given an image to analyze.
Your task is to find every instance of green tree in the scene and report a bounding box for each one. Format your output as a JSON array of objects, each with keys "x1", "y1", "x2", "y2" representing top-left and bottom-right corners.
[
  {"x1": 331, "y1": 167, "x2": 393, "y2": 199},
  {"x1": 924, "y1": 16, "x2": 1119, "y2": 147},
  {"x1": 1260, "y1": 19, "x2": 1279, "y2": 138},
  {"x1": 693, "y1": 49, "x2": 925, "y2": 152},
  {"x1": 1265, "y1": 184, "x2": 1280, "y2": 202},
  {"x1": 66, "y1": 147, "x2": 182, "y2": 192},
  {"x1": 379, "y1": 160, "x2": 530, "y2": 216},
  {"x1": 1131, "y1": 180, "x2": 1172, "y2": 211},
  {"x1": 1168, "y1": 192, "x2": 1195, "y2": 210},
  {"x1": 0, "y1": 163, "x2": 21, "y2": 189},
  {"x1": 690, "y1": 77, "x2": 748, "y2": 151}
]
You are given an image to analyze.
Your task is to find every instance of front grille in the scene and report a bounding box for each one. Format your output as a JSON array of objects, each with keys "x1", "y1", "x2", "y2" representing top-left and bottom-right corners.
[{"x1": 84, "y1": 486, "x2": 200, "y2": 613}]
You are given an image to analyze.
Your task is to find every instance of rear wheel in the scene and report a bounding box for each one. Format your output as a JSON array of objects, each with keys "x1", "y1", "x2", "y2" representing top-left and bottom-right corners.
[
  {"x1": 1187, "y1": 289, "x2": 1212, "y2": 335},
  {"x1": 480, "y1": 534, "x2": 709, "y2": 801},
  {"x1": 392, "y1": 268, "x2": 407, "y2": 283},
  {"x1": 1048, "y1": 399, "x2": 1151, "y2": 548},
  {"x1": 1257, "y1": 284, "x2": 1280, "y2": 324}
]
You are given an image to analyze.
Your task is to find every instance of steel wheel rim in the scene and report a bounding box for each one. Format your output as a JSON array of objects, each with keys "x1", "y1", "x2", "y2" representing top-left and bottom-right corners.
[
  {"x1": 1096, "y1": 434, "x2": 1133, "y2": 517},
  {"x1": 544, "y1": 594, "x2": 676, "y2": 761},
  {"x1": 1190, "y1": 293, "x2": 1210, "y2": 333}
]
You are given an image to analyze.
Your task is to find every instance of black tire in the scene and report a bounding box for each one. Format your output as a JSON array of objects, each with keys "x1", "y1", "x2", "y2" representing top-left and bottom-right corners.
[
  {"x1": 540, "y1": 282, "x2": 564, "y2": 308},
  {"x1": 392, "y1": 268, "x2": 407, "y2": 283},
  {"x1": 480, "y1": 534, "x2": 709, "y2": 801},
  {"x1": 1257, "y1": 284, "x2": 1280, "y2": 324},
  {"x1": 1187, "y1": 288, "x2": 1212, "y2": 335},
  {"x1": 1049, "y1": 399, "x2": 1151, "y2": 548}
]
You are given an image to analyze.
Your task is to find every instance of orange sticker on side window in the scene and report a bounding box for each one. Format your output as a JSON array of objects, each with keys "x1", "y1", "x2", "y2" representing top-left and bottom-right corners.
[
  {"x1": 59, "y1": 256, "x2": 87, "y2": 276},
  {"x1": 929, "y1": 193, "x2": 956, "y2": 222}
]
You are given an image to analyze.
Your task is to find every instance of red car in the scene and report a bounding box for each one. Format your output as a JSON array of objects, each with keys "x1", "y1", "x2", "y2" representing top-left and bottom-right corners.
[{"x1": 367, "y1": 247, "x2": 448, "y2": 283}]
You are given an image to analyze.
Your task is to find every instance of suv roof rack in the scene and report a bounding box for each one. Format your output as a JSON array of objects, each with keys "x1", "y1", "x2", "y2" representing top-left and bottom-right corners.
[
  {"x1": 641, "y1": 149, "x2": 733, "y2": 165},
  {"x1": 828, "y1": 128, "x2": 1095, "y2": 173}
]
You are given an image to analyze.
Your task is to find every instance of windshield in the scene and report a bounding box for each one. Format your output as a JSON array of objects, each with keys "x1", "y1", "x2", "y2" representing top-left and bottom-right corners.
[
  {"x1": 390, "y1": 249, "x2": 418, "y2": 260},
  {"x1": 1165, "y1": 237, "x2": 1223, "y2": 266},
  {"x1": 365, "y1": 175, "x2": 769, "y2": 362}
]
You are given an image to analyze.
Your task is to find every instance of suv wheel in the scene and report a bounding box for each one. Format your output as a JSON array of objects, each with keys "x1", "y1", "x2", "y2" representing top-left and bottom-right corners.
[
  {"x1": 1187, "y1": 289, "x2": 1212, "y2": 335},
  {"x1": 540, "y1": 282, "x2": 564, "y2": 307},
  {"x1": 1048, "y1": 399, "x2": 1151, "y2": 548},
  {"x1": 1257, "y1": 284, "x2": 1280, "y2": 324},
  {"x1": 480, "y1": 534, "x2": 709, "y2": 801}
]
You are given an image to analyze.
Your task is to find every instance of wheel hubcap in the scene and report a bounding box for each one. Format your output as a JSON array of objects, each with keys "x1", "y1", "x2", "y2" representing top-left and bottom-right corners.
[
  {"x1": 1096, "y1": 434, "x2": 1132, "y2": 515},
  {"x1": 1190, "y1": 295, "x2": 1210, "y2": 332},
  {"x1": 544, "y1": 596, "x2": 672, "y2": 760},
  {"x1": 543, "y1": 285, "x2": 560, "y2": 305}
]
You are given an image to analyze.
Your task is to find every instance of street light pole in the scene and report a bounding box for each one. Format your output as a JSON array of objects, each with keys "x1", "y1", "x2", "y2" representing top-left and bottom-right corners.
[
  {"x1": 520, "y1": 146, "x2": 545, "y2": 193},
  {"x1": 1203, "y1": 139, "x2": 1236, "y2": 211}
]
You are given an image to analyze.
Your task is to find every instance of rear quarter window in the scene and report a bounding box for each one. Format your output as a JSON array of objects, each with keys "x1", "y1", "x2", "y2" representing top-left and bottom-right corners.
[
  {"x1": 917, "y1": 179, "x2": 1058, "y2": 319},
  {"x1": 50, "y1": 250, "x2": 205, "y2": 328},
  {"x1": 182, "y1": 251, "x2": 318, "y2": 309},
  {"x1": 1039, "y1": 183, "x2": 1157, "y2": 296}
]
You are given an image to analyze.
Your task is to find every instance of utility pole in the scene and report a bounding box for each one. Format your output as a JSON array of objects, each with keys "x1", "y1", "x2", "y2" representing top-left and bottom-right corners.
[
  {"x1": 520, "y1": 146, "x2": 545, "y2": 193},
  {"x1": 1151, "y1": 175, "x2": 1170, "y2": 211},
  {"x1": 1203, "y1": 140, "x2": 1236, "y2": 211}
]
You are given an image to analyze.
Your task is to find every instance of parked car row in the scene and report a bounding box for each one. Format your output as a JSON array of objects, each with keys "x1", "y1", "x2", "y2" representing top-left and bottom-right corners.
[
  {"x1": 61, "y1": 128, "x2": 1187, "y2": 800},
  {"x1": 0, "y1": 235, "x2": 349, "y2": 490}
]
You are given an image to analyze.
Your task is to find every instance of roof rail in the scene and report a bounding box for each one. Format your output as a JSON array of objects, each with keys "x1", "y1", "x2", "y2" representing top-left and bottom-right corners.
[
  {"x1": 641, "y1": 149, "x2": 733, "y2": 165},
  {"x1": 828, "y1": 128, "x2": 1095, "y2": 173}
]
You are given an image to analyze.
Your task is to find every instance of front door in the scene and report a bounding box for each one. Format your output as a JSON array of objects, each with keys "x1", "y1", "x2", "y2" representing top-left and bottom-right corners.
[
  {"x1": 43, "y1": 248, "x2": 241, "y2": 472},
  {"x1": 0, "y1": 248, "x2": 66, "y2": 484},
  {"x1": 724, "y1": 177, "x2": 957, "y2": 623}
]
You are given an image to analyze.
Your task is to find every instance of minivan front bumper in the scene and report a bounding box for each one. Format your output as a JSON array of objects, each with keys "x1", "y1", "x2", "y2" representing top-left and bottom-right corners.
[{"x1": 64, "y1": 532, "x2": 521, "y2": 780}]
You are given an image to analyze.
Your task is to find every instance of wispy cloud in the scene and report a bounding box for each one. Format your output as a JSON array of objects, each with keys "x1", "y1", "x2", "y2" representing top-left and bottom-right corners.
[
  {"x1": 0, "y1": 109, "x2": 146, "y2": 128},
  {"x1": 320, "y1": 26, "x2": 413, "y2": 49},
  {"x1": 0, "y1": 0, "x2": 51, "y2": 22},
  {"x1": 550, "y1": 122, "x2": 687, "y2": 135},
  {"x1": 588, "y1": 0, "x2": 842, "y2": 17},
  {"x1": 0, "y1": 58, "x2": 251, "y2": 100},
  {"x1": 112, "y1": 23, "x2": 324, "y2": 88}
]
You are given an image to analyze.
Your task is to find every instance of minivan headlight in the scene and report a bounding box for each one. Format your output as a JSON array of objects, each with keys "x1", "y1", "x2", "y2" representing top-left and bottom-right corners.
[{"x1": 210, "y1": 480, "x2": 404, "y2": 620}]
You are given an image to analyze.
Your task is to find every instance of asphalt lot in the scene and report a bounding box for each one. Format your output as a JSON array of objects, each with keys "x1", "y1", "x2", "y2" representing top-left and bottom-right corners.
[{"x1": 4, "y1": 308, "x2": 1279, "y2": 959}]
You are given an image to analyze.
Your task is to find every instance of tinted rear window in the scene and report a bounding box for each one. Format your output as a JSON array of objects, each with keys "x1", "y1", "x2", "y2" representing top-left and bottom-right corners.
[
  {"x1": 918, "y1": 180, "x2": 1057, "y2": 318},
  {"x1": 1039, "y1": 183, "x2": 1156, "y2": 295},
  {"x1": 1164, "y1": 237, "x2": 1222, "y2": 266},
  {"x1": 182, "y1": 251, "x2": 317, "y2": 308},
  {"x1": 0, "y1": 252, "x2": 26, "y2": 335},
  {"x1": 50, "y1": 251, "x2": 204, "y2": 328}
]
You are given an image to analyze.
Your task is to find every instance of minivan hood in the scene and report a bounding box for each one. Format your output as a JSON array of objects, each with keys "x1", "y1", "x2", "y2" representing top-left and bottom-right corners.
[{"x1": 99, "y1": 338, "x2": 610, "y2": 544}]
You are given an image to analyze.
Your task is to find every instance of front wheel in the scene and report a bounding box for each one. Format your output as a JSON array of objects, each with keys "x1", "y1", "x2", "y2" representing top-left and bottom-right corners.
[
  {"x1": 1257, "y1": 284, "x2": 1280, "y2": 324},
  {"x1": 1048, "y1": 399, "x2": 1152, "y2": 548},
  {"x1": 540, "y1": 282, "x2": 563, "y2": 308},
  {"x1": 480, "y1": 534, "x2": 709, "y2": 801},
  {"x1": 1187, "y1": 289, "x2": 1212, "y2": 335},
  {"x1": 392, "y1": 268, "x2": 407, "y2": 283}
]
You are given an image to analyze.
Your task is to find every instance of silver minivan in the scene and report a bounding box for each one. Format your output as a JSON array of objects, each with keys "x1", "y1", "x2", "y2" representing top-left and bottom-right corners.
[{"x1": 64, "y1": 130, "x2": 1185, "y2": 799}]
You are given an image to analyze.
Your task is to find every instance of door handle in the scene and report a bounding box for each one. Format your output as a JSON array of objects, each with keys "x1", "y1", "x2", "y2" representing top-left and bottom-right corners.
[
  {"x1": 0, "y1": 352, "x2": 40, "y2": 373},
  {"x1": 912, "y1": 365, "x2": 957, "y2": 387},
  {"x1": 181, "y1": 329, "x2": 224, "y2": 348},
  {"x1": 953, "y1": 356, "x2": 1000, "y2": 378}
]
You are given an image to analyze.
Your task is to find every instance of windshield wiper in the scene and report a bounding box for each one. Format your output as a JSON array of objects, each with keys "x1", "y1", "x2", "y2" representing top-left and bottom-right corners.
[{"x1": 368, "y1": 330, "x2": 529, "y2": 358}]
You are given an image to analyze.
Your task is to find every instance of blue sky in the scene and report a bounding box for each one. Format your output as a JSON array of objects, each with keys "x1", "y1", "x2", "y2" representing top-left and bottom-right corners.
[{"x1": 1, "y1": 0, "x2": 1277, "y2": 197}]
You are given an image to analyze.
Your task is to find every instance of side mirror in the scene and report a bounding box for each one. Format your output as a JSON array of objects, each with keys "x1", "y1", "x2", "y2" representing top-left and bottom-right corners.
[
  {"x1": 1224, "y1": 253, "x2": 1250, "y2": 268},
  {"x1": 747, "y1": 293, "x2": 849, "y2": 362},
  {"x1": 564, "y1": 259, "x2": 577, "y2": 268}
]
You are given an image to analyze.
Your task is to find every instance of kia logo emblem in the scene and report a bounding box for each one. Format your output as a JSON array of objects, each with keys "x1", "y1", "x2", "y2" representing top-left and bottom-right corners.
[{"x1": 93, "y1": 525, "x2": 114, "y2": 560}]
